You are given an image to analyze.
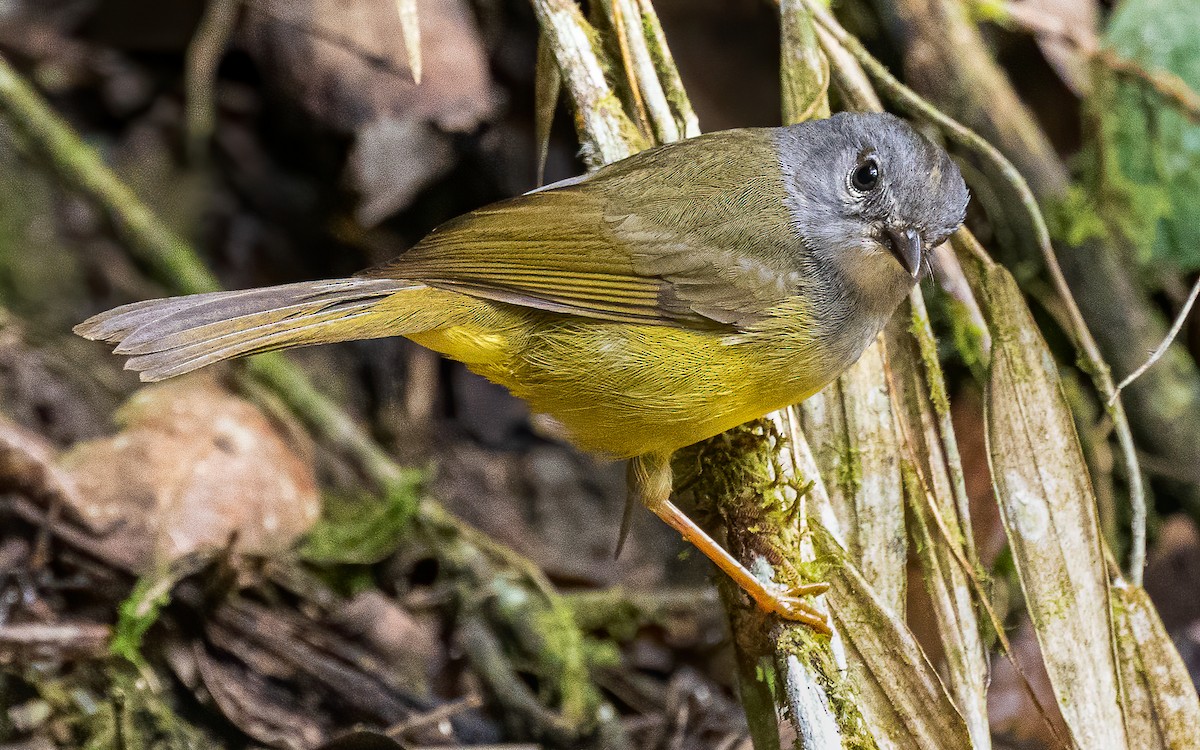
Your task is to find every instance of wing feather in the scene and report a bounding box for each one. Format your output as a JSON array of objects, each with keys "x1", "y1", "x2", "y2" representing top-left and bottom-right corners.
[{"x1": 364, "y1": 129, "x2": 804, "y2": 330}]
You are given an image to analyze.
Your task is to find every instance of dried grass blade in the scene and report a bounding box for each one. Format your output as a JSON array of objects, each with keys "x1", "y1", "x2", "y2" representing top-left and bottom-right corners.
[
  {"x1": 533, "y1": 31, "x2": 561, "y2": 185},
  {"x1": 1111, "y1": 575, "x2": 1200, "y2": 749},
  {"x1": 394, "y1": 0, "x2": 421, "y2": 84},
  {"x1": 978, "y1": 262, "x2": 1128, "y2": 748},
  {"x1": 811, "y1": 523, "x2": 971, "y2": 749},
  {"x1": 884, "y1": 292, "x2": 991, "y2": 749},
  {"x1": 800, "y1": 340, "x2": 907, "y2": 615}
]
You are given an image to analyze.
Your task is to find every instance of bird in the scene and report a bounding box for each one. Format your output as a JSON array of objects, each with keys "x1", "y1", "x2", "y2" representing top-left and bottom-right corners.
[{"x1": 76, "y1": 111, "x2": 969, "y2": 632}]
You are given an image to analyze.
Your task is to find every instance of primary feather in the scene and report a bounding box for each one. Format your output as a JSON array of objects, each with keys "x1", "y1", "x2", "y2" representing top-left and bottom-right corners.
[{"x1": 77, "y1": 279, "x2": 431, "y2": 382}]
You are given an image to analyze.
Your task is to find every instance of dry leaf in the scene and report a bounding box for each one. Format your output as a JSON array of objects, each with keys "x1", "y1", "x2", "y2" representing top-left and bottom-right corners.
[
  {"x1": 885, "y1": 292, "x2": 991, "y2": 750},
  {"x1": 978, "y1": 262, "x2": 1128, "y2": 748},
  {"x1": 1111, "y1": 577, "x2": 1200, "y2": 749},
  {"x1": 241, "y1": 0, "x2": 499, "y2": 225},
  {"x1": 395, "y1": 0, "x2": 421, "y2": 84},
  {"x1": 59, "y1": 378, "x2": 320, "y2": 572},
  {"x1": 812, "y1": 524, "x2": 972, "y2": 749},
  {"x1": 534, "y1": 30, "x2": 562, "y2": 186}
]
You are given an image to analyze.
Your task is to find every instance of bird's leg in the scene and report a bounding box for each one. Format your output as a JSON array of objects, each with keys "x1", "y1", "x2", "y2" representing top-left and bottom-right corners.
[{"x1": 628, "y1": 453, "x2": 831, "y2": 634}]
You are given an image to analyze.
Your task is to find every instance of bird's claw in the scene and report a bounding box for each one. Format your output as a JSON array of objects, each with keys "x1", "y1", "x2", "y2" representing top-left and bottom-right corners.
[{"x1": 755, "y1": 582, "x2": 832, "y2": 634}]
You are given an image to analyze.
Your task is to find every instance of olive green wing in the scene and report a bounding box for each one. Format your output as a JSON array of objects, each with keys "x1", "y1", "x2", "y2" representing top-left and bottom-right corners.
[{"x1": 363, "y1": 130, "x2": 803, "y2": 330}]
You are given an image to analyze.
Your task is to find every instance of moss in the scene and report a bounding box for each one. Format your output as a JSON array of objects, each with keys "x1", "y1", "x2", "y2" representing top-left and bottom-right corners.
[
  {"x1": 298, "y1": 481, "x2": 423, "y2": 566},
  {"x1": 519, "y1": 595, "x2": 597, "y2": 729},
  {"x1": 776, "y1": 625, "x2": 876, "y2": 749},
  {"x1": 835, "y1": 439, "x2": 863, "y2": 499},
  {"x1": 638, "y1": 11, "x2": 692, "y2": 133},
  {"x1": 1030, "y1": 581, "x2": 1079, "y2": 626},
  {"x1": 598, "y1": 89, "x2": 650, "y2": 151},
  {"x1": 909, "y1": 308, "x2": 952, "y2": 418}
]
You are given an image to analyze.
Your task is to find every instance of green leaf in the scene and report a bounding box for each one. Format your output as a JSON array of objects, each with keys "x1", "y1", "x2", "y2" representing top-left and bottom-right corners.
[
  {"x1": 298, "y1": 476, "x2": 423, "y2": 565},
  {"x1": 111, "y1": 554, "x2": 209, "y2": 664},
  {"x1": 1072, "y1": 0, "x2": 1200, "y2": 270}
]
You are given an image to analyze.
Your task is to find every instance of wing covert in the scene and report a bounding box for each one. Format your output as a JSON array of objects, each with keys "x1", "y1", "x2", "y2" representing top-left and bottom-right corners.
[{"x1": 364, "y1": 129, "x2": 805, "y2": 330}]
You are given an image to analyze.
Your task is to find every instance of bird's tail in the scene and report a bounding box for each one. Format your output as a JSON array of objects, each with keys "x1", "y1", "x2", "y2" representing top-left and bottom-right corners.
[{"x1": 75, "y1": 278, "x2": 440, "y2": 382}]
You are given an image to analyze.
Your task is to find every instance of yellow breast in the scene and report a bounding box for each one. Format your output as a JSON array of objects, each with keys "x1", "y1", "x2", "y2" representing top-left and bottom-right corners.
[{"x1": 407, "y1": 296, "x2": 832, "y2": 458}]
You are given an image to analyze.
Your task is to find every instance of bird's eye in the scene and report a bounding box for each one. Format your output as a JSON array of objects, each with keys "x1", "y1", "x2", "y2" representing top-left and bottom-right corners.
[{"x1": 851, "y1": 158, "x2": 881, "y2": 192}]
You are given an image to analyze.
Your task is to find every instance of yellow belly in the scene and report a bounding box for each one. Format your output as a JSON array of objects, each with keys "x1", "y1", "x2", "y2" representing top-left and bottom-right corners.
[{"x1": 407, "y1": 301, "x2": 831, "y2": 458}]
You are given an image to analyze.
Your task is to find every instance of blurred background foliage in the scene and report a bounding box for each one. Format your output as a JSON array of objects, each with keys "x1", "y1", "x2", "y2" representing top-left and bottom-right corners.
[{"x1": 1079, "y1": 0, "x2": 1200, "y2": 271}]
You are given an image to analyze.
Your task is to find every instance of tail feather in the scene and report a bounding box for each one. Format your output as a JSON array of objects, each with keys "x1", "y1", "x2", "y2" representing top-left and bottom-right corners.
[{"x1": 75, "y1": 278, "x2": 424, "y2": 382}]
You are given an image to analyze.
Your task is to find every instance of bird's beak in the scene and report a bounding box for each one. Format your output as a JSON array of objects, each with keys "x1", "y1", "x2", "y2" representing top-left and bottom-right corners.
[{"x1": 884, "y1": 226, "x2": 923, "y2": 279}]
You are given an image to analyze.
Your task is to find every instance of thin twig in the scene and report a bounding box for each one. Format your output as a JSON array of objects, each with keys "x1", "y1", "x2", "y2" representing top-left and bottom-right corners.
[
  {"x1": 0, "y1": 623, "x2": 111, "y2": 655},
  {"x1": 184, "y1": 0, "x2": 242, "y2": 164},
  {"x1": 385, "y1": 694, "x2": 484, "y2": 739},
  {"x1": 562, "y1": 586, "x2": 721, "y2": 635},
  {"x1": 1092, "y1": 49, "x2": 1200, "y2": 124},
  {"x1": 797, "y1": 0, "x2": 1148, "y2": 583},
  {"x1": 1111, "y1": 276, "x2": 1200, "y2": 404}
]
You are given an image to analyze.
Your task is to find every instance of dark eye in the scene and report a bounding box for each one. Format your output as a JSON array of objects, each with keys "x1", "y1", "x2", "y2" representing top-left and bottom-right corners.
[{"x1": 851, "y1": 158, "x2": 881, "y2": 192}]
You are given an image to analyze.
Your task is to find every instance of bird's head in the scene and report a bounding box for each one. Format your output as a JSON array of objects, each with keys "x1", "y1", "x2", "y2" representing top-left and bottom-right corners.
[{"x1": 777, "y1": 112, "x2": 969, "y2": 303}]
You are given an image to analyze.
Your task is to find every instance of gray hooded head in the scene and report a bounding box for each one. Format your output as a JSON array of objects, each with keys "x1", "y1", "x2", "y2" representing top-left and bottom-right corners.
[{"x1": 776, "y1": 112, "x2": 968, "y2": 316}]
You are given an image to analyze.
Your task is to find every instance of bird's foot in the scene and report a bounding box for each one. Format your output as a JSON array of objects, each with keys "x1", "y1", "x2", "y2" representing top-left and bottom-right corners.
[{"x1": 751, "y1": 582, "x2": 832, "y2": 634}]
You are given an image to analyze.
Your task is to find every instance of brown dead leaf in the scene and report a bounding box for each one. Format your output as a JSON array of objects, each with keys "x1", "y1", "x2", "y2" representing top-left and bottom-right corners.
[
  {"x1": 0, "y1": 416, "x2": 80, "y2": 507},
  {"x1": 1012, "y1": 0, "x2": 1099, "y2": 96},
  {"x1": 241, "y1": 0, "x2": 499, "y2": 225},
  {"x1": 190, "y1": 639, "x2": 328, "y2": 748},
  {"x1": 58, "y1": 378, "x2": 320, "y2": 572},
  {"x1": 979, "y1": 262, "x2": 1127, "y2": 748}
]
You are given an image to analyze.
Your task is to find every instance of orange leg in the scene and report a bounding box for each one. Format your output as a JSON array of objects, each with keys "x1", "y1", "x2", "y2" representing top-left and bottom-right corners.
[{"x1": 629, "y1": 454, "x2": 831, "y2": 634}]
